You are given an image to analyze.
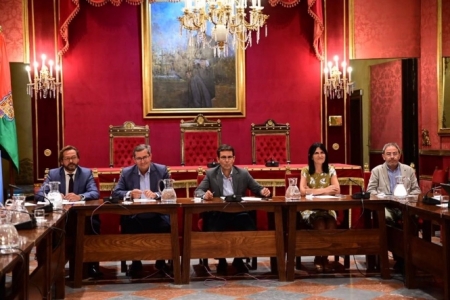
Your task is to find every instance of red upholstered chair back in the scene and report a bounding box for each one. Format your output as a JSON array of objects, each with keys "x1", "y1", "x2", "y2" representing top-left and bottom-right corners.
[
  {"x1": 109, "y1": 121, "x2": 149, "y2": 167},
  {"x1": 432, "y1": 168, "x2": 448, "y2": 187},
  {"x1": 180, "y1": 114, "x2": 221, "y2": 166},
  {"x1": 251, "y1": 119, "x2": 290, "y2": 165}
]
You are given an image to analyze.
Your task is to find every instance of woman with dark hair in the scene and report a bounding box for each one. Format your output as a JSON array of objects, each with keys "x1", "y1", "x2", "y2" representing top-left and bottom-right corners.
[{"x1": 299, "y1": 142, "x2": 340, "y2": 270}]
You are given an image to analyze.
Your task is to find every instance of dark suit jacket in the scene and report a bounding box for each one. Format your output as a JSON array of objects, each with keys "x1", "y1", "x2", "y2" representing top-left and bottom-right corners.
[
  {"x1": 194, "y1": 165, "x2": 264, "y2": 197},
  {"x1": 35, "y1": 166, "x2": 99, "y2": 202},
  {"x1": 112, "y1": 163, "x2": 169, "y2": 199}
]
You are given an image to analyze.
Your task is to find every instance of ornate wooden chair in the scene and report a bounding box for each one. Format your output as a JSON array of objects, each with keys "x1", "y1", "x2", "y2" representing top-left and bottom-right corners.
[
  {"x1": 180, "y1": 114, "x2": 221, "y2": 166},
  {"x1": 251, "y1": 119, "x2": 290, "y2": 165},
  {"x1": 109, "y1": 121, "x2": 149, "y2": 168}
]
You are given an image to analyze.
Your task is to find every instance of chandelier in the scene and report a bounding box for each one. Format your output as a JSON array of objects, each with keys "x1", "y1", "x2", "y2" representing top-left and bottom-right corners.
[
  {"x1": 178, "y1": 0, "x2": 269, "y2": 57},
  {"x1": 323, "y1": 55, "x2": 354, "y2": 99},
  {"x1": 25, "y1": 54, "x2": 61, "y2": 99}
]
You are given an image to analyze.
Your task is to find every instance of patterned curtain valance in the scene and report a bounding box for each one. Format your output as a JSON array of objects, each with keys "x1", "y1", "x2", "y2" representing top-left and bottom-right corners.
[{"x1": 59, "y1": 0, "x2": 324, "y2": 60}]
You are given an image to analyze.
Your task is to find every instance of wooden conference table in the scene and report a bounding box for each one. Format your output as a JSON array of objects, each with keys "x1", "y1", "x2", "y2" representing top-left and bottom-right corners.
[
  {"x1": 67, "y1": 200, "x2": 181, "y2": 287},
  {"x1": 67, "y1": 194, "x2": 390, "y2": 287},
  {"x1": 0, "y1": 210, "x2": 66, "y2": 300},
  {"x1": 387, "y1": 198, "x2": 450, "y2": 299},
  {"x1": 285, "y1": 195, "x2": 391, "y2": 280}
]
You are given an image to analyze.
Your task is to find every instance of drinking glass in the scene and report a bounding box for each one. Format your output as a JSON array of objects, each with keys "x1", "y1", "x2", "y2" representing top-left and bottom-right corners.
[
  {"x1": 441, "y1": 195, "x2": 449, "y2": 205},
  {"x1": 433, "y1": 187, "x2": 442, "y2": 201},
  {"x1": 34, "y1": 209, "x2": 46, "y2": 227},
  {"x1": 0, "y1": 204, "x2": 10, "y2": 224}
]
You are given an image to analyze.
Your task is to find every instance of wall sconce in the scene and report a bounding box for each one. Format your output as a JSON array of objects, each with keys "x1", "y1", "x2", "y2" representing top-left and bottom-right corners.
[
  {"x1": 25, "y1": 54, "x2": 61, "y2": 99},
  {"x1": 323, "y1": 55, "x2": 354, "y2": 99}
]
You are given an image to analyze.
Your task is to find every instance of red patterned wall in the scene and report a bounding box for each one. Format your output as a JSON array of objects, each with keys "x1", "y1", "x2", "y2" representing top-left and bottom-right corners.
[
  {"x1": 61, "y1": 2, "x2": 322, "y2": 168},
  {"x1": 353, "y1": 0, "x2": 421, "y2": 59},
  {"x1": 0, "y1": 0, "x2": 23, "y2": 62},
  {"x1": 419, "y1": 0, "x2": 439, "y2": 149},
  {"x1": 369, "y1": 60, "x2": 403, "y2": 150},
  {"x1": 443, "y1": 0, "x2": 450, "y2": 56}
]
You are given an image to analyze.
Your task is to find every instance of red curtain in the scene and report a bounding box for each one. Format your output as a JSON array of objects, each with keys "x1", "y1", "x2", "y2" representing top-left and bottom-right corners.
[{"x1": 58, "y1": 0, "x2": 324, "y2": 60}]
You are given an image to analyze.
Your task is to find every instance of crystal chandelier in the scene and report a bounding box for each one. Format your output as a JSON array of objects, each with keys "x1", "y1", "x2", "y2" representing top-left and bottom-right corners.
[
  {"x1": 323, "y1": 55, "x2": 354, "y2": 99},
  {"x1": 25, "y1": 54, "x2": 61, "y2": 99},
  {"x1": 178, "y1": 0, "x2": 269, "y2": 57}
]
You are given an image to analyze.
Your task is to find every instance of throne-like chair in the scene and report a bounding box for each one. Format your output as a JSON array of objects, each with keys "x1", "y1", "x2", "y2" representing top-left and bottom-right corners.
[
  {"x1": 109, "y1": 121, "x2": 149, "y2": 168},
  {"x1": 251, "y1": 119, "x2": 290, "y2": 165},
  {"x1": 180, "y1": 114, "x2": 222, "y2": 166}
]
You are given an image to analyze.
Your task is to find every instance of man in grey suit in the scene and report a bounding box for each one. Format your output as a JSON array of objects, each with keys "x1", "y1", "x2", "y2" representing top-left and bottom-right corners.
[
  {"x1": 366, "y1": 142, "x2": 421, "y2": 273},
  {"x1": 112, "y1": 144, "x2": 170, "y2": 277},
  {"x1": 35, "y1": 145, "x2": 101, "y2": 277},
  {"x1": 195, "y1": 144, "x2": 271, "y2": 275}
]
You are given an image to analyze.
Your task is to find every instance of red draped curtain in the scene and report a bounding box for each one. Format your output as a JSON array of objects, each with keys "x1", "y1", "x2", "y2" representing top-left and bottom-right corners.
[{"x1": 59, "y1": 0, "x2": 324, "y2": 60}]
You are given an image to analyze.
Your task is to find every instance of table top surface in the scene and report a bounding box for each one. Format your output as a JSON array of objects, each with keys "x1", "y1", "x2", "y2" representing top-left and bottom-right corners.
[{"x1": 63, "y1": 195, "x2": 391, "y2": 209}]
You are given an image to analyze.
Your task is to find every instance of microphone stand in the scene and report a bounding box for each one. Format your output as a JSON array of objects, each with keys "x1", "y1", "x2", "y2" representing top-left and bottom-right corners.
[{"x1": 348, "y1": 178, "x2": 370, "y2": 199}]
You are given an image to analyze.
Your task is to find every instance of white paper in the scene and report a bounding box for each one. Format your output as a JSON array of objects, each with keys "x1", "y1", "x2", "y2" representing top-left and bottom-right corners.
[
  {"x1": 242, "y1": 197, "x2": 263, "y2": 201},
  {"x1": 24, "y1": 203, "x2": 37, "y2": 206},
  {"x1": 437, "y1": 203, "x2": 448, "y2": 207},
  {"x1": 62, "y1": 200, "x2": 85, "y2": 204},
  {"x1": 133, "y1": 199, "x2": 156, "y2": 203},
  {"x1": 310, "y1": 195, "x2": 339, "y2": 199}
]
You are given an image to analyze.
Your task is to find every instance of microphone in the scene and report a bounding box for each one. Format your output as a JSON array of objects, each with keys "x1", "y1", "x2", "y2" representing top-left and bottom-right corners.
[
  {"x1": 265, "y1": 157, "x2": 279, "y2": 167},
  {"x1": 39, "y1": 196, "x2": 54, "y2": 213},
  {"x1": 207, "y1": 158, "x2": 218, "y2": 168},
  {"x1": 103, "y1": 178, "x2": 120, "y2": 203},
  {"x1": 8, "y1": 209, "x2": 37, "y2": 230},
  {"x1": 349, "y1": 178, "x2": 370, "y2": 199},
  {"x1": 422, "y1": 186, "x2": 441, "y2": 205},
  {"x1": 9, "y1": 184, "x2": 22, "y2": 190}
]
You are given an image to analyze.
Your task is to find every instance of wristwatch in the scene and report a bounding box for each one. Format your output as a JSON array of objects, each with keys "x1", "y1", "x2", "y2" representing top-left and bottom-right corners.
[{"x1": 80, "y1": 194, "x2": 86, "y2": 201}]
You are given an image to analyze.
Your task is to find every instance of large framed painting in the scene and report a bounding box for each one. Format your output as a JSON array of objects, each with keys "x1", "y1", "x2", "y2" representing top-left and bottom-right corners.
[{"x1": 141, "y1": 0, "x2": 246, "y2": 118}]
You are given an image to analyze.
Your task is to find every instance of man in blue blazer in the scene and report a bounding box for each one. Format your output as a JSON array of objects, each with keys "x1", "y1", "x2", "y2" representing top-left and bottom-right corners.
[
  {"x1": 35, "y1": 145, "x2": 101, "y2": 277},
  {"x1": 194, "y1": 144, "x2": 271, "y2": 275},
  {"x1": 35, "y1": 145, "x2": 99, "y2": 202},
  {"x1": 112, "y1": 144, "x2": 170, "y2": 277}
]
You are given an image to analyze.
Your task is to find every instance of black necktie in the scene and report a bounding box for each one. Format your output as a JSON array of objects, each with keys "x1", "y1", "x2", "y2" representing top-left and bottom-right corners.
[{"x1": 68, "y1": 174, "x2": 74, "y2": 193}]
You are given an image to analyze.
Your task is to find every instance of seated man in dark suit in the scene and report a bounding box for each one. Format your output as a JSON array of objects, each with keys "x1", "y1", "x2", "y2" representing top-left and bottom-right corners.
[
  {"x1": 194, "y1": 144, "x2": 271, "y2": 275},
  {"x1": 112, "y1": 144, "x2": 170, "y2": 277},
  {"x1": 35, "y1": 145, "x2": 101, "y2": 277}
]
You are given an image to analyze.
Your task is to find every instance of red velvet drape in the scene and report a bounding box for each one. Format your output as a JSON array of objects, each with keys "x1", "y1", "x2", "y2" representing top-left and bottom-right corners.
[{"x1": 59, "y1": 0, "x2": 324, "y2": 61}]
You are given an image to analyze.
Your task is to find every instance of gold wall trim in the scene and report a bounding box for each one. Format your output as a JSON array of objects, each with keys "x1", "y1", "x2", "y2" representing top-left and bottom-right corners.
[
  {"x1": 419, "y1": 149, "x2": 450, "y2": 156},
  {"x1": 348, "y1": 0, "x2": 355, "y2": 59},
  {"x1": 23, "y1": 0, "x2": 30, "y2": 63}
]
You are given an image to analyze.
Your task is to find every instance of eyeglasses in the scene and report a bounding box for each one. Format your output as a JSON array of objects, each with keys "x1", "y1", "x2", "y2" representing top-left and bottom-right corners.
[
  {"x1": 384, "y1": 152, "x2": 399, "y2": 157},
  {"x1": 135, "y1": 155, "x2": 150, "y2": 162},
  {"x1": 63, "y1": 156, "x2": 78, "y2": 162},
  {"x1": 219, "y1": 156, "x2": 234, "y2": 160}
]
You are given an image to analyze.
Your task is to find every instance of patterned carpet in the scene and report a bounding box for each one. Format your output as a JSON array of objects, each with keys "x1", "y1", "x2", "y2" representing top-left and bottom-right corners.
[{"x1": 60, "y1": 256, "x2": 444, "y2": 300}]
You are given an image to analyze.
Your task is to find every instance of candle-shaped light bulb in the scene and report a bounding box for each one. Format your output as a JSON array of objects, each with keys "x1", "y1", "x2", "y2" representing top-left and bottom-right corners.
[
  {"x1": 328, "y1": 61, "x2": 333, "y2": 69},
  {"x1": 324, "y1": 67, "x2": 329, "y2": 80},
  {"x1": 48, "y1": 60, "x2": 54, "y2": 77},
  {"x1": 41, "y1": 54, "x2": 46, "y2": 70},
  {"x1": 25, "y1": 66, "x2": 32, "y2": 83},
  {"x1": 347, "y1": 66, "x2": 353, "y2": 82},
  {"x1": 334, "y1": 55, "x2": 339, "y2": 68}
]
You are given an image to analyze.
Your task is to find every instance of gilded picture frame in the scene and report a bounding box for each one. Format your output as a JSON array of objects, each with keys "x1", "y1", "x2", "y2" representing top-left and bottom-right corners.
[{"x1": 141, "y1": 0, "x2": 246, "y2": 118}]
